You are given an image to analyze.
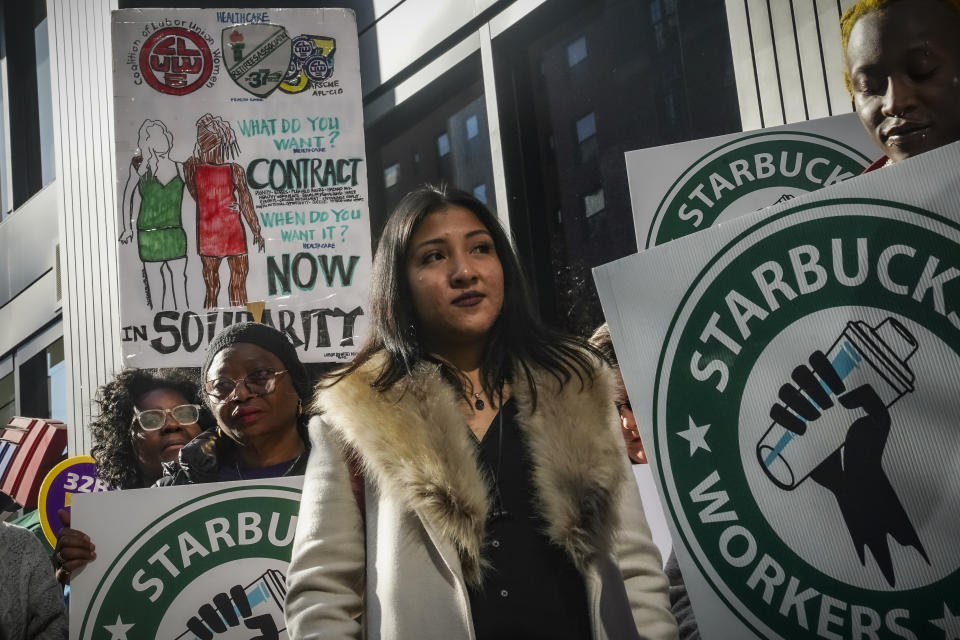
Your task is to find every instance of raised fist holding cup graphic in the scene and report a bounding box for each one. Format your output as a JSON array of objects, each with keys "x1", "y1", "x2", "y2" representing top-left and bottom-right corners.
[
  {"x1": 183, "y1": 575, "x2": 284, "y2": 640},
  {"x1": 757, "y1": 317, "x2": 929, "y2": 586}
]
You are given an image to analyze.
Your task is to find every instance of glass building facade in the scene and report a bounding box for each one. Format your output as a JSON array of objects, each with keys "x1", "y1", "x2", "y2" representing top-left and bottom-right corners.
[{"x1": 0, "y1": 0, "x2": 859, "y2": 442}]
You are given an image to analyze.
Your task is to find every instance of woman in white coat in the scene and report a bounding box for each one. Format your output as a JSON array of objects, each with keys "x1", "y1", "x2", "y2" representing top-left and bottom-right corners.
[{"x1": 285, "y1": 185, "x2": 677, "y2": 640}]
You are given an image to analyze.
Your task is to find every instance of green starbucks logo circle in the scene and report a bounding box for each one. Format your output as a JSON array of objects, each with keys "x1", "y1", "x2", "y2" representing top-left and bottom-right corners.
[
  {"x1": 646, "y1": 132, "x2": 871, "y2": 248},
  {"x1": 79, "y1": 485, "x2": 300, "y2": 639},
  {"x1": 655, "y1": 199, "x2": 960, "y2": 638}
]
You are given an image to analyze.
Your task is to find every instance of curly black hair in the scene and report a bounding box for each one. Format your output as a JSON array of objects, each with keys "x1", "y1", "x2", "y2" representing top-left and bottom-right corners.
[{"x1": 89, "y1": 368, "x2": 213, "y2": 489}]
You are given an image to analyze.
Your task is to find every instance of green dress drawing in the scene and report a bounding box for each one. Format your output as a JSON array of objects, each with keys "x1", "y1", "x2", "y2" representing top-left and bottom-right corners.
[{"x1": 136, "y1": 167, "x2": 187, "y2": 262}]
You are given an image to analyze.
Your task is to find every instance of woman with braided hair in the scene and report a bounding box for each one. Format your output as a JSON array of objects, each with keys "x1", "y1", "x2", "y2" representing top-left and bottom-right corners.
[{"x1": 184, "y1": 112, "x2": 265, "y2": 308}]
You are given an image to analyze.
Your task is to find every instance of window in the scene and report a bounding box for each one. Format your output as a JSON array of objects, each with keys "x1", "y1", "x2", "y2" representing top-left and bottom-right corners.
[
  {"x1": 18, "y1": 337, "x2": 65, "y2": 422},
  {"x1": 566, "y1": 36, "x2": 587, "y2": 68},
  {"x1": 365, "y1": 54, "x2": 496, "y2": 239},
  {"x1": 35, "y1": 15, "x2": 54, "y2": 187},
  {"x1": 650, "y1": 0, "x2": 663, "y2": 25},
  {"x1": 575, "y1": 112, "x2": 599, "y2": 164},
  {"x1": 473, "y1": 184, "x2": 487, "y2": 204},
  {"x1": 0, "y1": 78, "x2": 6, "y2": 220},
  {"x1": 583, "y1": 187, "x2": 605, "y2": 217},
  {"x1": 1, "y1": 0, "x2": 56, "y2": 214},
  {"x1": 437, "y1": 133, "x2": 450, "y2": 157},
  {"x1": 575, "y1": 112, "x2": 596, "y2": 143},
  {"x1": 465, "y1": 115, "x2": 479, "y2": 140},
  {"x1": 0, "y1": 364, "x2": 14, "y2": 426},
  {"x1": 384, "y1": 164, "x2": 400, "y2": 189},
  {"x1": 48, "y1": 340, "x2": 66, "y2": 422},
  {"x1": 494, "y1": 0, "x2": 740, "y2": 334}
]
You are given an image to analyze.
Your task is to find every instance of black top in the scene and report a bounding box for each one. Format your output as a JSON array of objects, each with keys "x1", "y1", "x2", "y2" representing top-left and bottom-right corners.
[
  {"x1": 665, "y1": 550, "x2": 701, "y2": 640},
  {"x1": 155, "y1": 428, "x2": 309, "y2": 486},
  {"x1": 217, "y1": 455, "x2": 304, "y2": 481},
  {"x1": 468, "y1": 399, "x2": 592, "y2": 640}
]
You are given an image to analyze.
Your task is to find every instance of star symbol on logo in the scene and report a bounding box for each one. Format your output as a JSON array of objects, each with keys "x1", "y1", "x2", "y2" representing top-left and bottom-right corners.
[
  {"x1": 931, "y1": 603, "x2": 960, "y2": 639},
  {"x1": 676, "y1": 416, "x2": 711, "y2": 456},
  {"x1": 103, "y1": 615, "x2": 135, "y2": 640}
]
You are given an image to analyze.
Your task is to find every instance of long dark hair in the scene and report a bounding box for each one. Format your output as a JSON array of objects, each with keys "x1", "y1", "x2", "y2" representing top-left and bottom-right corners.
[
  {"x1": 332, "y1": 184, "x2": 603, "y2": 408},
  {"x1": 90, "y1": 368, "x2": 213, "y2": 489}
]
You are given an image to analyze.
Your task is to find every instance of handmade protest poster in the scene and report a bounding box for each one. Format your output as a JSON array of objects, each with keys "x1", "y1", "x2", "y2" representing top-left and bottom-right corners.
[
  {"x1": 69, "y1": 476, "x2": 302, "y2": 640},
  {"x1": 626, "y1": 112, "x2": 878, "y2": 250},
  {"x1": 595, "y1": 142, "x2": 960, "y2": 639},
  {"x1": 112, "y1": 9, "x2": 370, "y2": 365}
]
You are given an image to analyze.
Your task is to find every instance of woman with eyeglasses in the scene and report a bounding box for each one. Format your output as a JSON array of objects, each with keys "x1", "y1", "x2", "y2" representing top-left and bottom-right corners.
[
  {"x1": 53, "y1": 368, "x2": 211, "y2": 585},
  {"x1": 285, "y1": 185, "x2": 676, "y2": 640},
  {"x1": 158, "y1": 321, "x2": 311, "y2": 485}
]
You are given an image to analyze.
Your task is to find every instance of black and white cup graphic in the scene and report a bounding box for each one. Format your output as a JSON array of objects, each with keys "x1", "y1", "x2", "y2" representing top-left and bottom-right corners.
[
  {"x1": 756, "y1": 317, "x2": 918, "y2": 490},
  {"x1": 175, "y1": 568, "x2": 287, "y2": 640}
]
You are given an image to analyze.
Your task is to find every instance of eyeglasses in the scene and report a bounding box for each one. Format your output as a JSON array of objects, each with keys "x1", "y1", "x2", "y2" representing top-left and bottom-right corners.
[
  {"x1": 132, "y1": 404, "x2": 201, "y2": 431},
  {"x1": 203, "y1": 368, "x2": 288, "y2": 402}
]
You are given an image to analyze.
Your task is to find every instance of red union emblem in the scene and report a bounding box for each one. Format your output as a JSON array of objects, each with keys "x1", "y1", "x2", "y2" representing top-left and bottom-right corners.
[{"x1": 140, "y1": 27, "x2": 213, "y2": 95}]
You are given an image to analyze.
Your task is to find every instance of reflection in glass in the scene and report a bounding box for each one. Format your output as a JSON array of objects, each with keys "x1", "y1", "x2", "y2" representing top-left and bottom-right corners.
[
  {"x1": 366, "y1": 56, "x2": 494, "y2": 243},
  {"x1": 495, "y1": 0, "x2": 740, "y2": 334},
  {"x1": 566, "y1": 36, "x2": 587, "y2": 67},
  {"x1": 465, "y1": 115, "x2": 479, "y2": 140},
  {"x1": 384, "y1": 163, "x2": 400, "y2": 189},
  {"x1": 575, "y1": 113, "x2": 596, "y2": 143},
  {"x1": 437, "y1": 133, "x2": 451, "y2": 157},
  {"x1": 17, "y1": 337, "x2": 65, "y2": 421},
  {"x1": 0, "y1": 371, "x2": 15, "y2": 426},
  {"x1": 473, "y1": 184, "x2": 488, "y2": 204},
  {"x1": 35, "y1": 17, "x2": 55, "y2": 187},
  {"x1": 583, "y1": 188, "x2": 604, "y2": 217},
  {"x1": 47, "y1": 338, "x2": 66, "y2": 423}
]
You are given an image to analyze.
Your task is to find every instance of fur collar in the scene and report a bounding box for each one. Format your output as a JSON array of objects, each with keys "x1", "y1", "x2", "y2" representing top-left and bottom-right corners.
[{"x1": 315, "y1": 354, "x2": 628, "y2": 587}]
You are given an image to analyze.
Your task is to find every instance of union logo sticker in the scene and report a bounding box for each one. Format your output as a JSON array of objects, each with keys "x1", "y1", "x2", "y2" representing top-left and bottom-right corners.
[
  {"x1": 280, "y1": 35, "x2": 337, "y2": 94},
  {"x1": 223, "y1": 24, "x2": 293, "y2": 98},
  {"x1": 138, "y1": 26, "x2": 217, "y2": 96}
]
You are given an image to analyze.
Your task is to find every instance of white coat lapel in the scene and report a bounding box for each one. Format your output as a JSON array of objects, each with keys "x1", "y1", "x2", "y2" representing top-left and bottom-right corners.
[{"x1": 316, "y1": 357, "x2": 491, "y2": 587}]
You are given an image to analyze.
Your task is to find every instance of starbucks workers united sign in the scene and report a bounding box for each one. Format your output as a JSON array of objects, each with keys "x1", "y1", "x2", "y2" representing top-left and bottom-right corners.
[
  {"x1": 596, "y1": 143, "x2": 960, "y2": 639},
  {"x1": 626, "y1": 113, "x2": 877, "y2": 249},
  {"x1": 70, "y1": 479, "x2": 302, "y2": 640}
]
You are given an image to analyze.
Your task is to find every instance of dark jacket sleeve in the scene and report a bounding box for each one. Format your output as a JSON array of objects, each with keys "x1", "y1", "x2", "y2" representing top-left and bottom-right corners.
[{"x1": 665, "y1": 551, "x2": 700, "y2": 640}]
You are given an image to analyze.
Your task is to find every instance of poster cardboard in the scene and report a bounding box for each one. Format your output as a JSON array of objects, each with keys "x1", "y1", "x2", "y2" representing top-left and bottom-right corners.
[
  {"x1": 595, "y1": 142, "x2": 960, "y2": 639},
  {"x1": 112, "y1": 9, "x2": 371, "y2": 366},
  {"x1": 70, "y1": 476, "x2": 303, "y2": 640},
  {"x1": 626, "y1": 112, "x2": 878, "y2": 250}
]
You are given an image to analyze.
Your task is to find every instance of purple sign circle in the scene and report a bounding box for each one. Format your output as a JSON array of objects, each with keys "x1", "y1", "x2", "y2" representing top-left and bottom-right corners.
[{"x1": 39, "y1": 457, "x2": 112, "y2": 548}]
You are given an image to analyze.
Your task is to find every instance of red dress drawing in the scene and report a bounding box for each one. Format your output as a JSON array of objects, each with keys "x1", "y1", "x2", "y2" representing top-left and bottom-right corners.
[{"x1": 196, "y1": 163, "x2": 247, "y2": 257}]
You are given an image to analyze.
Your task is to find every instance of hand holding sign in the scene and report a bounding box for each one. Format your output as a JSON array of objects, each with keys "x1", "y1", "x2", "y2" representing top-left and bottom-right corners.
[
  {"x1": 40, "y1": 455, "x2": 110, "y2": 584},
  {"x1": 53, "y1": 508, "x2": 96, "y2": 585}
]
